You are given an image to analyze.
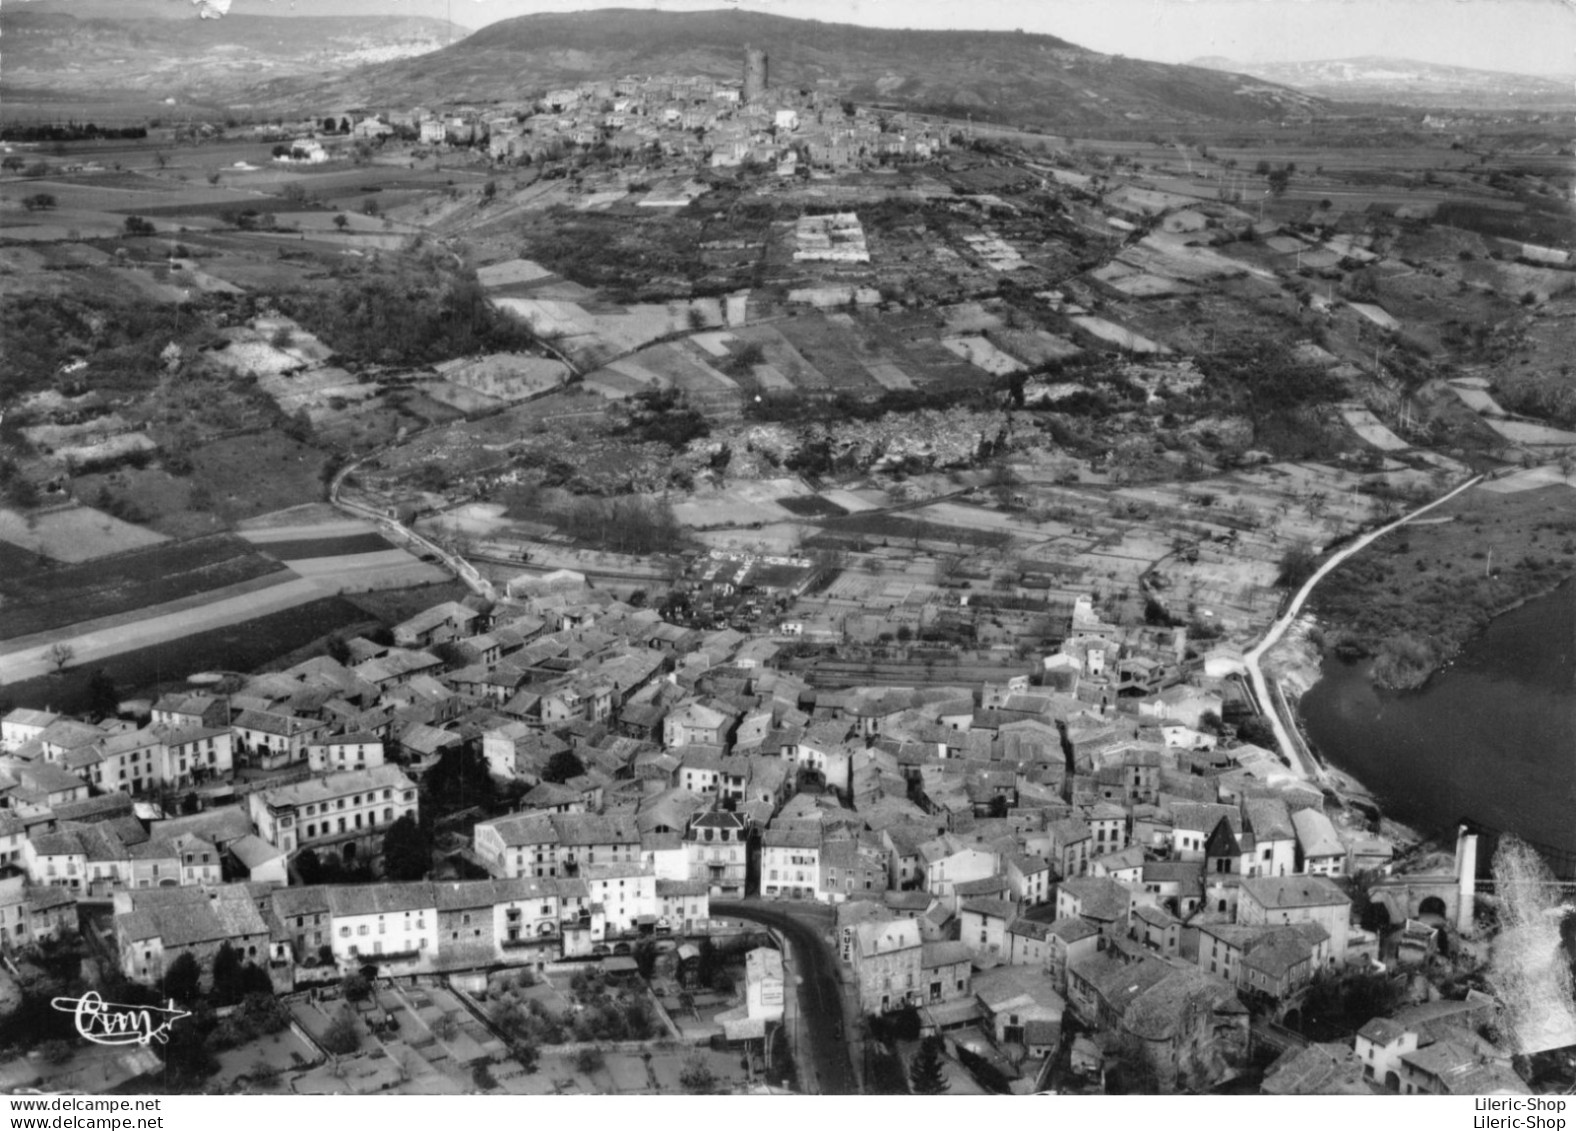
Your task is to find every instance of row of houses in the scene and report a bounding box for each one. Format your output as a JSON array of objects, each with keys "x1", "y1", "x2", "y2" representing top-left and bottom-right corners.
[{"x1": 112, "y1": 872, "x2": 713, "y2": 987}]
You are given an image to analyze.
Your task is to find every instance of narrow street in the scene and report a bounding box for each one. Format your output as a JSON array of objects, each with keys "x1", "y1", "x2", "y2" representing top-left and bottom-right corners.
[{"x1": 713, "y1": 900, "x2": 859, "y2": 1095}]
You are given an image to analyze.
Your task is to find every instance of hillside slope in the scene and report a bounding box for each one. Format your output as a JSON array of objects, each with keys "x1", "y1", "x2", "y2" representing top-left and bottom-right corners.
[
  {"x1": 243, "y1": 8, "x2": 1322, "y2": 129},
  {"x1": 1190, "y1": 55, "x2": 1571, "y2": 110},
  {"x1": 0, "y1": 9, "x2": 466, "y2": 103}
]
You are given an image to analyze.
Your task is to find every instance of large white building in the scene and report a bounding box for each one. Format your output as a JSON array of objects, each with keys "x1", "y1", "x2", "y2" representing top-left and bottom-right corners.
[{"x1": 247, "y1": 764, "x2": 417, "y2": 859}]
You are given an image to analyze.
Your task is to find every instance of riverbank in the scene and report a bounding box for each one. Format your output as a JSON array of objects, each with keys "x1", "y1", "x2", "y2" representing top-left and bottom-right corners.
[
  {"x1": 1263, "y1": 617, "x2": 1430, "y2": 852},
  {"x1": 1307, "y1": 481, "x2": 1576, "y2": 690},
  {"x1": 1298, "y1": 576, "x2": 1576, "y2": 860}
]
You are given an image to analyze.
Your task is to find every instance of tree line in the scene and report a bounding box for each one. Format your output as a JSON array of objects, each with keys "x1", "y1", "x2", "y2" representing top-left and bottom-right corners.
[{"x1": 0, "y1": 123, "x2": 148, "y2": 143}]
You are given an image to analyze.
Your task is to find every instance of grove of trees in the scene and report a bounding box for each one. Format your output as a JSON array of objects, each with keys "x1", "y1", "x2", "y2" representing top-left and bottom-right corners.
[{"x1": 274, "y1": 260, "x2": 537, "y2": 368}]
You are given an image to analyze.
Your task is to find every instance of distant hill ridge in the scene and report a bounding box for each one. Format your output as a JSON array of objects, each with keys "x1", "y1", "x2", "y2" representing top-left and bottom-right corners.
[
  {"x1": 1187, "y1": 54, "x2": 1571, "y2": 109},
  {"x1": 239, "y1": 7, "x2": 1324, "y2": 128},
  {"x1": 0, "y1": 7, "x2": 466, "y2": 103}
]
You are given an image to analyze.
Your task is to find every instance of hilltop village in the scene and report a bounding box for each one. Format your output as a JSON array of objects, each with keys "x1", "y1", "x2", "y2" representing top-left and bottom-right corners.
[
  {"x1": 1, "y1": 31, "x2": 1574, "y2": 1100},
  {"x1": 267, "y1": 49, "x2": 950, "y2": 174}
]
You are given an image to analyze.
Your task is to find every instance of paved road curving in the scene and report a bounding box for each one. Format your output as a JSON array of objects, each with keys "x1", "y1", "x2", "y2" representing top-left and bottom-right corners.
[
  {"x1": 1242, "y1": 473, "x2": 1484, "y2": 783},
  {"x1": 713, "y1": 900, "x2": 858, "y2": 1095}
]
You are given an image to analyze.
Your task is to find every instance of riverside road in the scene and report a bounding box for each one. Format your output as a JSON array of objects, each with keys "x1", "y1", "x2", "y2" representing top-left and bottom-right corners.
[{"x1": 713, "y1": 900, "x2": 858, "y2": 1095}]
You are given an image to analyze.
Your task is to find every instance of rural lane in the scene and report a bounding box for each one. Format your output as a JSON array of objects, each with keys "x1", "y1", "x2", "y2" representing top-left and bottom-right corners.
[
  {"x1": 328, "y1": 454, "x2": 498, "y2": 603},
  {"x1": 1243, "y1": 472, "x2": 1485, "y2": 783}
]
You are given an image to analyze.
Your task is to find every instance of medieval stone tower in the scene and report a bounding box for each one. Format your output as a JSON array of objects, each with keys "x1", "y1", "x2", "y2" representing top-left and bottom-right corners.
[{"x1": 743, "y1": 45, "x2": 769, "y2": 104}]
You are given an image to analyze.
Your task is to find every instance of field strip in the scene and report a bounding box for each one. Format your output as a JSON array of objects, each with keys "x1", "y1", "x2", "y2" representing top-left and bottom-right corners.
[
  {"x1": 0, "y1": 576, "x2": 328, "y2": 682},
  {"x1": 280, "y1": 554, "x2": 431, "y2": 579},
  {"x1": 306, "y1": 561, "x2": 452, "y2": 591},
  {"x1": 239, "y1": 520, "x2": 379, "y2": 543},
  {"x1": 0, "y1": 569, "x2": 298, "y2": 656}
]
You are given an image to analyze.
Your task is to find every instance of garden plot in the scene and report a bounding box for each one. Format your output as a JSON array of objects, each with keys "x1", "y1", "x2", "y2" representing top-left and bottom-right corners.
[
  {"x1": 1263, "y1": 235, "x2": 1311, "y2": 254},
  {"x1": 864, "y1": 360, "x2": 916, "y2": 390},
  {"x1": 749, "y1": 363, "x2": 796, "y2": 391},
  {"x1": 278, "y1": 549, "x2": 446, "y2": 590},
  {"x1": 960, "y1": 232, "x2": 1027, "y2": 271},
  {"x1": 689, "y1": 332, "x2": 737, "y2": 358},
  {"x1": 1127, "y1": 237, "x2": 1254, "y2": 282},
  {"x1": 257, "y1": 367, "x2": 371, "y2": 417},
  {"x1": 210, "y1": 331, "x2": 320, "y2": 379},
  {"x1": 418, "y1": 381, "x2": 503, "y2": 414},
  {"x1": 988, "y1": 328, "x2": 1081, "y2": 366},
  {"x1": 638, "y1": 342, "x2": 740, "y2": 396},
  {"x1": 21, "y1": 414, "x2": 138, "y2": 453},
  {"x1": 937, "y1": 302, "x2": 1003, "y2": 335},
  {"x1": 823, "y1": 570, "x2": 900, "y2": 603},
  {"x1": 941, "y1": 336, "x2": 1025, "y2": 376},
  {"x1": 821, "y1": 488, "x2": 884, "y2": 513},
  {"x1": 270, "y1": 210, "x2": 416, "y2": 235},
  {"x1": 6, "y1": 178, "x2": 251, "y2": 215},
  {"x1": 785, "y1": 285, "x2": 881, "y2": 308},
  {"x1": 477, "y1": 258, "x2": 555, "y2": 288},
  {"x1": 671, "y1": 478, "x2": 813, "y2": 528},
  {"x1": 0, "y1": 504, "x2": 167, "y2": 562},
  {"x1": 491, "y1": 296, "x2": 724, "y2": 366},
  {"x1": 691, "y1": 523, "x2": 805, "y2": 555},
  {"x1": 168, "y1": 263, "x2": 246, "y2": 295},
  {"x1": 1341, "y1": 406, "x2": 1411, "y2": 451},
  {"x1": 211, "y1": 1028, "x2": 318, "y2": 1090},
  {"x1": 1479, "y1": 465, "x2": 1576, "y2": 494},
  {"x1": 775, "y1": 316, "x2": 895, "y2": 392},
  {"x1": 1447, "y1": 381, "x2": 1506, "y2": 416},
  {"x1": 434, "y1": 354, "x2": 569, "y2": 403},
  {"x1": 1, "y1": 574, "x2": 324, "y2": 682},
  {"x1": 54, "y1": 432, "x2": 158, "y2": 468},
  {"x1": 1103, "y1": 185, "x2": 1198, "y2": 216},
  {"x1": 1090, "y1": 262, "x2": 1197, "y2": 298},
  {"x1": 1068, "y1": 315, "x2": 1169, "y2": 354},
  {"x1": 582, "y1": 364, "x2": 653, "y2": 399},
  {"x1": 235, "y1": 503, "x2": 350, "y2": 533},
  {"x1": 0, "y1": 212, "x2": 132, "y2": 241},
  {"x1": 916, "y1": 501, "x2": 1038, "y2": 537},
  {"x1": 1485, "y1": 418, "x2": 1576, "y2": 446}
]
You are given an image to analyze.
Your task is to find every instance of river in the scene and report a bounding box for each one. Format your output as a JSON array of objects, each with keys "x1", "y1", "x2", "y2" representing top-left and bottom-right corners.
[{"x1": 1301, "y1": 579, "x2": 1576, "y2": 861}]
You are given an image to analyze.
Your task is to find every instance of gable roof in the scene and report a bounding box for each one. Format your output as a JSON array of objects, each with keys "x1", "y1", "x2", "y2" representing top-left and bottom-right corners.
[{"x1": 1241, "y1": 874, "x2": 1348, "y2": 911}]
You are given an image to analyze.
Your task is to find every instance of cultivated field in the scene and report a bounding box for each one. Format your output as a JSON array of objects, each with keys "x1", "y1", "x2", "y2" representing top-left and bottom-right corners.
[
  {"x1": 0, "y1": 533, "x2": 287, "y2": 641},
  {"x1": 0, "y1": 504, "x2": 169, "y2": 562}
]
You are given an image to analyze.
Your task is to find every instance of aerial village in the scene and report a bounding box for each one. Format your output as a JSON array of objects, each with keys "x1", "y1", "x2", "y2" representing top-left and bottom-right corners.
[
  {"x1": 267, "y1": 47, "x2": 950, "y2": 177},
  {"x1": 2, "y1": 22, "x2": 1574, "y2": 1100},
  {"x1": 0, "y1": 555, "x2": 1533, "y2": 1097}
]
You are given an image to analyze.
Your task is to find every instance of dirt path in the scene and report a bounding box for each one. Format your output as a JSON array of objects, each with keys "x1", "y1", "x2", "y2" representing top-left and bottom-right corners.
[{"x1": 1, "y1": 576, "x2": 327, "y2": 682}]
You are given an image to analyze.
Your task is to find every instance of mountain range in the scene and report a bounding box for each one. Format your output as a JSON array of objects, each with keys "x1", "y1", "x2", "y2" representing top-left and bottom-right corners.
[{"x1": 1188, "y1": 55, "x2": 1572, "y2": 110}]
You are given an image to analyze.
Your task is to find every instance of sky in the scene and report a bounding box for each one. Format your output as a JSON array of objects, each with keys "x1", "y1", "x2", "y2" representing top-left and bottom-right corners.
[{"x1": 23, "y1": 0, "x2": 1576, "y2": 75}]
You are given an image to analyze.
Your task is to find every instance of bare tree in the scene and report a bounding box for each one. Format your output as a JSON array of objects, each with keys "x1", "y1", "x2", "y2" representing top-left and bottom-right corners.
[{"x1": 46, "y1": 642, "x2": 75, "y2": 672}]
